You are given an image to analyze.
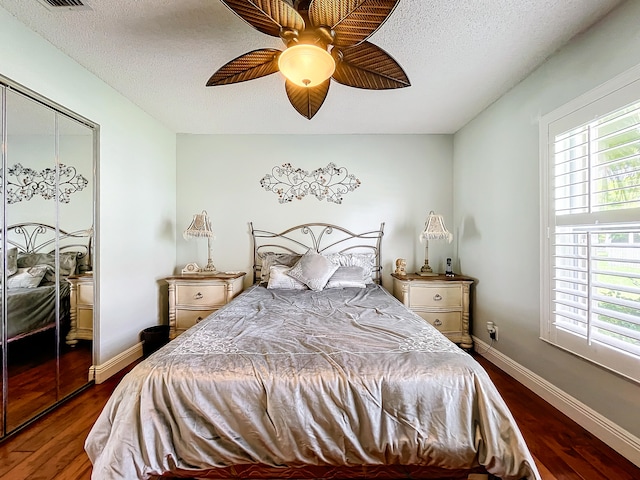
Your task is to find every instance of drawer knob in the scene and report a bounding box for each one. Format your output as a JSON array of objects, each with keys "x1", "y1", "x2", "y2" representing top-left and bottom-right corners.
[
  {"x1": 433, "y1": 293, "x2": 442, "y2": 301},
  {"x1": 197, "y1": 316, "x2": 203, "y2": 322},
  {"x1": 194, "y1": 292, "x2": 204, "y2": 300},
  {"x1": 434, "y1": 318, "x2": 443, "y2": 327}
]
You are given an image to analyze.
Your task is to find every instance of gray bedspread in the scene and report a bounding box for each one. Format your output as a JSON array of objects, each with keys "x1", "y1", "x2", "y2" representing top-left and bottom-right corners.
[
  {"x1": 86, "y1": 284, "x2": 541, "y2": 480},
  {"x1": 5, "y1": 281, "x2": 70, "y2": 341}
]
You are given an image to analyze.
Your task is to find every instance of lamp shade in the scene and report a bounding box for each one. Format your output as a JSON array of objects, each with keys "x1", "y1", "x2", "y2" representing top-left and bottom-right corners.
[
  {"x1": 420, "y1": 211, "x2": 453, "y2": 243},
  {"x1": 183, "y1": 211, "x2": 215, "y2": 239},
  {"x1": 278, "y1": 44, "x2": 336, "y2": 88}
]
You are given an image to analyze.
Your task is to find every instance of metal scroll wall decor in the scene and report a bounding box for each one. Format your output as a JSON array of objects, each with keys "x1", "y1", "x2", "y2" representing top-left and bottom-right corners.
[
  {"x1": 3, "y1": 163, "x2": 89, "y2": 204},
  {"x1": 260, "y1": 162, "x2": 361, "y2": 204}
]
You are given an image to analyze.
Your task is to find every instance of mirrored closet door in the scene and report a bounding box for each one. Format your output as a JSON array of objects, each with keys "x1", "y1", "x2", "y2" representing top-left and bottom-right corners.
[{"x1": 1, "y1": 78, "x2": 97, "y2": 437}]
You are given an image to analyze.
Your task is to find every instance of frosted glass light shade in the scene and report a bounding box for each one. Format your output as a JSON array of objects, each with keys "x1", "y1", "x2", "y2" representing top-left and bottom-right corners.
[{"x1": 278, "y1": 44, "x2": 335, "y2": 88}]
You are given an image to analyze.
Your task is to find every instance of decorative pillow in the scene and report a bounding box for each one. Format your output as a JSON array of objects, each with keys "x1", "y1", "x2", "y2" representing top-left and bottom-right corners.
[
  {"x1": 7, "y1": 247, "x2": 18, "y2": 276},
  {"x1": 325, "y1": 266, "x2": 367, "y2": 289},
  {"x1": 17, "y1": 251, "x2": 77, "y2": 282},
  {"x1": 266, "y1": 265, "x2": 308, "y2": 290},
  {"x1": 260, "y1": 252, "x2": 302, "y2": 283},
  {"x1": 325, "y1": 252, "x2": 376, "y2": 284},
  {"x1": 7, "y1": 265, "x2": 49, "y2": 289},
  {"x1": 287, "y1": 251, "x2": 339, "y2": 292}
]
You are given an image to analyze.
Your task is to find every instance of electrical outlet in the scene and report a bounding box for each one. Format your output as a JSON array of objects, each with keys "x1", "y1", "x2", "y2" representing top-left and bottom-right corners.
[
  {"x1": 490, "y1": 326, "x2": 498, "y2": 341},
  {"x1": 486, "y1": 321, "x2": 498, "y2": 341}
]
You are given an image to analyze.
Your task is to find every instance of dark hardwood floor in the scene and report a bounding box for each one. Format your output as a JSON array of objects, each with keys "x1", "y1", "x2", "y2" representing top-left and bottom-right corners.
[
  {"x1": 5, "y1": 333, "x2": 92, "y2": 433},
  {"x1": 0, "y1": 351, "x2": 128, "y2": 480},
  {"x1": 474, "y1": 354, "x2": 640, "y2": 480},
  {"x1": 0, "y1": 352, "x2": 638, "y2": 479}
]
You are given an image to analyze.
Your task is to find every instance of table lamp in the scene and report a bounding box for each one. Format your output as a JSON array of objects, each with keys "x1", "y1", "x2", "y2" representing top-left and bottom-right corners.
[
  {"x1": 183, "y1": 210, "x2": 217, "y2": 273},
  {"x1": 418, "y1": 211, "x2": 453, "y2": 276}
]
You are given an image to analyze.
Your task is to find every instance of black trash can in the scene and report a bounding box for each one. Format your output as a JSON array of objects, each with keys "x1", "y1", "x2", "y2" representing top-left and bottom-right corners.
[{"x1": 141, "y1": 325, "x2": 170, "y2": 358}]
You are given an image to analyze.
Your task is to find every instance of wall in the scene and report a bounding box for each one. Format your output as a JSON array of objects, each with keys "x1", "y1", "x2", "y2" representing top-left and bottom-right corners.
[
  {"x1": 176, "y1": 134, "x2": 454, "y2": 289},
  {"x1": 0, "y1": 7, "x2": 177, "y2": 364},
  {"x1": 453, "y1": 0, "x2": 640, "y2": 439}
]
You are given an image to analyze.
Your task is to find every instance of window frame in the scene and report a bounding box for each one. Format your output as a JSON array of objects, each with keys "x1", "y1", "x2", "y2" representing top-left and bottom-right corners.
[{"x1": 539, "y1": 63, "x2": 640, "y2": 385}]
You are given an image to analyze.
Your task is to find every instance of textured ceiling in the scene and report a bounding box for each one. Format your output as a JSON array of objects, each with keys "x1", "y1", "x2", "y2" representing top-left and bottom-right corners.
[{"x1": 0, "y1": 0, "x2": 625, "y2": 134}]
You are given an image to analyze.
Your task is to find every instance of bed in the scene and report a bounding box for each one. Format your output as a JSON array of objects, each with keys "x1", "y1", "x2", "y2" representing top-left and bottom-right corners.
[
  {"x1": 86, "y1": 223, "x2": 541, "y2": 480},
  {"x1": 4, "y1": 222, "x2": 92, "y2": 343}
]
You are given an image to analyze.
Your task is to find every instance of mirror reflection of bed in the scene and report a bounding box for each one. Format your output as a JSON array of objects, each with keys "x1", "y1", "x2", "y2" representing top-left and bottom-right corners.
[
  {"x1": 1, "y1": 84, "x2": 97, "y2": 438},
  {"x1": 4, "y1": 223, "x2": 93, "y2": 432}
]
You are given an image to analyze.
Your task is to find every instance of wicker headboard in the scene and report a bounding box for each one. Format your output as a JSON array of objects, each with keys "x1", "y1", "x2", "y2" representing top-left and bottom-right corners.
[
  {"x1": 6, "y1": 222, "x2": 93, "y2": 270},
  {"x1": 250, "y1": 222, "x2": 385, "y2": 284}
]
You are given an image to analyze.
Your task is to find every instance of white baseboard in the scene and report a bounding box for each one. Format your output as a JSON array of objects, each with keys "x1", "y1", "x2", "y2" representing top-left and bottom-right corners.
[
  {"x1": 88, "y1": 342, "x2": 143, "y2": 384},
  {"x1": 473, "y1": 337, "x2": 640, "y2": 469}
]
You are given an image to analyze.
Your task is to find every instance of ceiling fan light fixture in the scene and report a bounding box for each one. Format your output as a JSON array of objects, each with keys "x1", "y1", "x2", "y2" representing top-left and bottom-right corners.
[
  {"x1": 278, "y1": 44, "x2": 335, "y2": 88},
  {"x1": 208, "y1": 0, "x2": 409, "y2": 118}
]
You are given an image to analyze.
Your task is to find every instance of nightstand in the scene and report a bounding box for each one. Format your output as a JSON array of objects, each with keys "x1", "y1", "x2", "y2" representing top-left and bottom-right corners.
[
  {"x1": 391, "y1": 273, "x2": 474, "y2": 349},
  {"x1": 165, "y1": 272, "x2": 246, "y2": 338},
  {"x1": 66, "y1": 273, "x2": 94, "y2": 346}
]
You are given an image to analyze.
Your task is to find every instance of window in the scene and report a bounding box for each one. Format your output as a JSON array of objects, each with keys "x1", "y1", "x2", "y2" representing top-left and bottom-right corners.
[{"x1": 540, "y1": 66, "x2": 640, "y2": 384}]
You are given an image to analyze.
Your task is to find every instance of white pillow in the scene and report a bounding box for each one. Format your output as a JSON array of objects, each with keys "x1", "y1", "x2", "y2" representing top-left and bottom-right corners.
[
  {"x1": 7, "y1": 265, "x2": 49, "y2": 289},
  {"x1": 325, "y1": 252, "x2": 376, "y2": 284},
  {"x1": 260, "y1": 253, "x2": 302, "y2": 283},
  {"x1": 287, "y1": 251, "x2": 339, "y2": 292},
  {"x1": 267, "y1": 265, "x2": 307, "y2": 290},
  {"x1": 325, "y1": 266, "x2": 366, "y2": 289}
]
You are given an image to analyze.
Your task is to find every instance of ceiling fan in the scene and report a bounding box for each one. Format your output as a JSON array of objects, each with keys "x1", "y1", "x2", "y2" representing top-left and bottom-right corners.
[{"x1": 207, "y1": 0, "x2": 410, "y2": 119}]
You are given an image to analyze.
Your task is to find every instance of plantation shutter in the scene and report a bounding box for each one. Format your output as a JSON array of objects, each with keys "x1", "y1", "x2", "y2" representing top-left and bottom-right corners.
[{"x1": 550, "y1": 99, "x2": 640, "y2": 374}]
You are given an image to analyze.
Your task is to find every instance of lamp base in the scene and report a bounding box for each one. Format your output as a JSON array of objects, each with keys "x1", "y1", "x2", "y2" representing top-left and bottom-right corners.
[
  {"x1": 419, "y1": 261, "x2": 436, "y2": 276},
  {"x1": 201, "y1": 259, "x2": 217, "y2": 274}
]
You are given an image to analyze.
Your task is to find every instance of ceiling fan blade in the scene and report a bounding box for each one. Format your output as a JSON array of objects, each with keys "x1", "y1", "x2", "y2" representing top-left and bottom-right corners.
[
  {"x1": 220, "y1": 0, "x2": 305, "y2": 37},
  {"x1": 308, "y1": 0, "x2": 400, "y2": 47},
  {"x1": 207, "y1": 49, "x2": 281, "y2": 86},
  {"x1": 332, "y1": 41, "x2": 410, "y2": 89},
  {"x1": 285, "y1": 79, "x2": 330, "y2": 119}
]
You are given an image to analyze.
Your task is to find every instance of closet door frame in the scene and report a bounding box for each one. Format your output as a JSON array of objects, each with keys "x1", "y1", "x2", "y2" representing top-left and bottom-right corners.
[{"x1": 0, "y1": 74, "x2": 99, "y2": 438}]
